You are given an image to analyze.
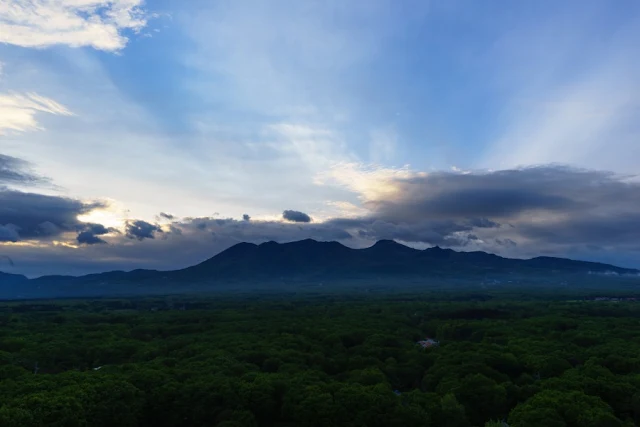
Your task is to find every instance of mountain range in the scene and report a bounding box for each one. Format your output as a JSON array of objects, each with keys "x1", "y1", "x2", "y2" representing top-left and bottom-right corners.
[{"x1": 1, "y1": 239, "x2": 638, "y2": 299}]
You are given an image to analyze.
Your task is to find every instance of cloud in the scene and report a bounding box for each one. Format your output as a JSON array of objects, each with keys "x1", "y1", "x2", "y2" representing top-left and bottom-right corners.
[
  {"x1": 283, "y1": 210, "x2": 311, "y2": 223},
  {"x1": 363, "y1": 166, "x2": 594, "y2": 223},
  {"x1": 315, "y1": 164, "x2": 640, "y2": 256},
  {"x1": 0, "y1": 225, "x2": 20, "y2": 242},
  {"x1": 0, "y1": 0, "x2": 149, "y2": 52},
  {"x1": 159, "y1": 212, "x2": 175, "y2": 220},
  {"x1": 324, "y1": 201, "x2": 368, "y2": 218},
  {"x1": 495, "y1": 238, "x2": 517, "y2": 248},
  {"x1": 0, "y1": 153, "x2": 49, "y2": 186},
  {"x1": 517, "y1": 212, "x2": 640, "y2": 247},
  {"x1": 4, "y1": 159, "x2": 640, "y2": 274},
  {"x1": 0, "y1": 92, "x2": 73, "y2": 135},
  {"x1": 242, "y1": 214, "x2": 251, "y2": 221},
  {"x1": 125, "y1": 219, "x2": 162, "y2": 240},
  {"x1": 314, "y1": 162, "x2": 419, "y2": 202},
  {"x1": 0, "y1": 155, "x2": 110, "y2": 243},
  {"x1": 468, "y1": 218, "x2": 501, "y2": 229},
  {"x1": 0, "y1": 215, "x2": 355, "y2": 277},
  {"x1": 326, "y1": 217, "x2": 475, "y2": 247},
  {"x1": 181, "y1": 216, "x2": 351, "y2": 242},
  {"x1": 76, "y1": 222, "x2": 114, "y2": 245},
  {"x1": 0, "y1": 187, "x2": 106, "y2": 240},
  {"x1": 77, "y1": 230, "x2": 106, "y2": 245}
]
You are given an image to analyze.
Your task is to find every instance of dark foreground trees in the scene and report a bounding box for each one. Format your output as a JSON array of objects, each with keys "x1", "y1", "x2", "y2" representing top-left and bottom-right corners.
[{"x1": 0, "y1": 292, "x2": 639, "y2": 426}]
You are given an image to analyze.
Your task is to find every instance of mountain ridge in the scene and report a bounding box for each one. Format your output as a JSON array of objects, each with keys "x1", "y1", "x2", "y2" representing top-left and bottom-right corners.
[{"x1": 1, "y1": 239, "x2": 638, "y2": 298}]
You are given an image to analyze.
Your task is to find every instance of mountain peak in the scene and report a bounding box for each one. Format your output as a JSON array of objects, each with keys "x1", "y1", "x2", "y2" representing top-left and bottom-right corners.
[
  {"x1": 422, "y1": 245, "x2": 455, "y2": 258},
  {"x1": 202, "y1": 241, "x2": 257, "y2": 260},
  {"x1": 288, "y1": 238, "x2": 320, "y2": 245},
  {"x1": 373, "y1": 239, "x2": 402, "y2": 246},
  {"x1": 363, "y1": 240, "x2": 418, "y2": 256}
]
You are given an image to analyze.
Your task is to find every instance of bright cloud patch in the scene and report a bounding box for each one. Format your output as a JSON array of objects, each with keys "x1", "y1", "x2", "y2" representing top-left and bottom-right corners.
[
  {"x1": 314, "y1": 162, "x2": 423, "y2": 202},
  {"x1": 0, "y1": 0, "x2": 148, "y2": 51},
  {"x1": 0, "y1": 92, "x2": 72, "y2": 134}
]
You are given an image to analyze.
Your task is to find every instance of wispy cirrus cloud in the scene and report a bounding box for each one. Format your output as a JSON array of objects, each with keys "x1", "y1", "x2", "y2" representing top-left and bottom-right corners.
[
  {"x1": 0, "y1": 0, "x2": 149, "y2": 51},
  {"x1": 0, "y1": 153, "x2": 48, "y2": 186},
  {"x1": 0, "y1": 92, "x2": 73, "y2": 134}
]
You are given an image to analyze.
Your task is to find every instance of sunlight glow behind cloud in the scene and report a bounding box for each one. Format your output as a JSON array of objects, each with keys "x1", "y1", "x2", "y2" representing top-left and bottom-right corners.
[
  {"x1": 314, "y1": 162, "x2": 424, "y2": 202},
  {"x1": 77, "y1": 207, "x2": 125, "y2": 230}
]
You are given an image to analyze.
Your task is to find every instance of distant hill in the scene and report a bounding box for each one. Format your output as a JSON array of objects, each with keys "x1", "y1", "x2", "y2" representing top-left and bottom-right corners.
[
  {"x1": 1, "y1": 239, "x2": 638, "y2": 299},
  {"x1": 0, "y1": 271, "x2": 28, "y2": 284}
]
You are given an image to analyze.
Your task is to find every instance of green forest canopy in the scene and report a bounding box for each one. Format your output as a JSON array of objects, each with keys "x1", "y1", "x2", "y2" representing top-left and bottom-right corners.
[{"x1": 0, "y1": 290, "x2": 639, "y2": 426}]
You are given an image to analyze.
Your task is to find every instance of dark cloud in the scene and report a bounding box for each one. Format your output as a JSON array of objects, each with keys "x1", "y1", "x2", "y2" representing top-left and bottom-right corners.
[
  {"x1": 495, "y1": 238, "x2": 517, "y2": 247},
  {"x1": 159, "y1": 212, "x2": 175, "y2": 220},
  {"x1": 165, "y1": 216, "x2": 352, "y2": 245},
  {"x1": 325, "y1": 217, "x2": 474, "y2": 246},
  {"x1": 0, "y1": 225, "x2": 20, "y2": 242},
  {"x1": 85, "y1": 223, "x2": 110, "y2": 235},
  {"x1": 242, "y1": 214, "x2": 251, "y2": 221},
  {"x1": 0, "y1": 154, "x2": 48, "y2": 187},
  {"x1": 143, "y1": 165, "x2": 640, "y2": 263},
  {"x1": 77, "y1": 231, "x2": 106, "y2": 245},
  {"x1": 468, "y1": 218, "x2": 500, "y2": 228},
  {"x1": 283, "y1": 210, "x2": 311, "y2": 223},
  {"x1": 169, "y1": 225, "x2": 183, "y2": 235},
  {"x1": 125, "y1": 220, "x2": 162, "y2": 240},
  {"x1": 517, "y1": 212, "x2": 640, "y2": 246},
  {"x1": 366, "y1": 166, "x2": 604, "y2": 223},
  {"x1": 1, "y1": 155, "x2": 108, "y2": 243},
  {"x1": 0, "y1": 188, "x2": 106, "y2": 240},
  {"x1": 351, "y1": 166, "x2": 640, "y2": 252},
  {"x1": 5, "y1": 164, "x2": 640, "y2": 276},
  {"x1": 38, "y1": 221, "x2": 61, "y2": 236},
  {"x1": 76, "y1": 223, "x2": 114, "y2": 245}
]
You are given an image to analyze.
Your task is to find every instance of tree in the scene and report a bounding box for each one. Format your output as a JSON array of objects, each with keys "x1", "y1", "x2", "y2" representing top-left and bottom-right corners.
[
  {"x1": 456, "y1": 373, "x2": 507, "y2": 425},
  {"x1": 440, "y1": 393, "x2": 468, "y2": 427},
  {"x1": 508, "y1": 390, "x2": 622, "y2": 427}
]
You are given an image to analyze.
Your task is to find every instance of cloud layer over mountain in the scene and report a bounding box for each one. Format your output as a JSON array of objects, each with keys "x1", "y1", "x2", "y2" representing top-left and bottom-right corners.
[{"x1": 2, "y1": 152, "x2": 640, "y2": 276}]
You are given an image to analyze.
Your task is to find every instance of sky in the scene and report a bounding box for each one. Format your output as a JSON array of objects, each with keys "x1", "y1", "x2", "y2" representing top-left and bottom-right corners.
[{"x1": 1, "y1": 0, "x2": 640, "y2": 277}]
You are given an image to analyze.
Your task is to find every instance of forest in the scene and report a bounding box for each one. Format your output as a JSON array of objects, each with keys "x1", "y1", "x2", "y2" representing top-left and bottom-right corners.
[{"x1": 0, "y1": 288, "x2": 639, "y2": 427}]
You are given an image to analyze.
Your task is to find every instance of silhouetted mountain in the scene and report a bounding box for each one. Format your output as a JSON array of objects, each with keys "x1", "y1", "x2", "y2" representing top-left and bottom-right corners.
[
  {"x1": 1, "y1": 239, "x2": 638, "y2": 299},
  {"x1": 0, "y1": 272, "x2": 28, "y2": 284}
]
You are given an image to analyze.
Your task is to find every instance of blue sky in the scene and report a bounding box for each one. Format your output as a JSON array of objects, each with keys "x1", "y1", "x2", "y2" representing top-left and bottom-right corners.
[{"x1": 2, "y1": 0, "x2": 640, "y2": 276}]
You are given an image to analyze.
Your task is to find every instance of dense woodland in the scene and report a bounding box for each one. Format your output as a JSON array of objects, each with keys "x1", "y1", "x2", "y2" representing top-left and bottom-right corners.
[{"x1": 1, "y1": 289, "x2": 640, "y2": 426}]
